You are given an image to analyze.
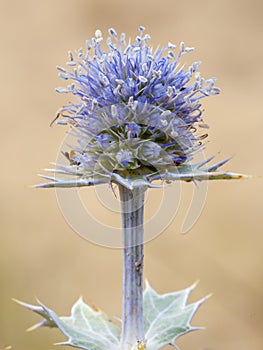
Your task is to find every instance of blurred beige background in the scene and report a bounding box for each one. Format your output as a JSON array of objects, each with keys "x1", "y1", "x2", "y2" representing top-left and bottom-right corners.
[{"x1": 0, "y1": 0, "x2": 262, "y2": 349}]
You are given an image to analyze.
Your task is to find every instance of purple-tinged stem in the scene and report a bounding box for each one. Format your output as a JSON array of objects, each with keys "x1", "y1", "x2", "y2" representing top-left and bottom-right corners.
[{"x1": 119, "y1": 185, "x2": 146, "y2": 350}]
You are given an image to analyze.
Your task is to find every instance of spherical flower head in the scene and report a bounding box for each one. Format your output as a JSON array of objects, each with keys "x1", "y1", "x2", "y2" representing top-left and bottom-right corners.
[{"x1": 50, "y1": 27, "x2": 223, "y2": 188}]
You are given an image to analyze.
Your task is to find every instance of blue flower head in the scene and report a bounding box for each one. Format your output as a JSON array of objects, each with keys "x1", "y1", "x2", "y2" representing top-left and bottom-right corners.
[{"x1": 39, "y1": 27, "x2": 242, "y2": 189}]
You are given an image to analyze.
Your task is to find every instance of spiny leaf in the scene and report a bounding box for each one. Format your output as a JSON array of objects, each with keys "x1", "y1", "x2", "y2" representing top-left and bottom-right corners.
[
  {"x1": 16, "y1": 298, "x2": 120, "y2": 350},
  {"x1": 143, "y1": 282, "x2": 206, "y2": 350},
  {"x1": 17, "y1": 284, "x2": 209, "y2": 350}
]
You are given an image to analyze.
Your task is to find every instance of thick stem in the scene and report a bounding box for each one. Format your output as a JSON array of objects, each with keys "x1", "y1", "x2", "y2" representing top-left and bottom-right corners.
[{"x1": 119, "y1": 185, "x2": 146, "y2": 350}]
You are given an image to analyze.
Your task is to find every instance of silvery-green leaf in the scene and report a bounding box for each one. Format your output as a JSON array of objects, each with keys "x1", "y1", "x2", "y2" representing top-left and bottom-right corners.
[
  {"x1": 143, "y1": 282, "x2": 206, "y2": 350},
  {"x1": 16, "y1": 298, "x2": 120, "y2": 350}
]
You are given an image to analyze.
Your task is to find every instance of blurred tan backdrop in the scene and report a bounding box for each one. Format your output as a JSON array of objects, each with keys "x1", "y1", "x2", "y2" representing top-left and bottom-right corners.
[{"x1": 0, "y1": 0, "x2": 262, "y2": 349}]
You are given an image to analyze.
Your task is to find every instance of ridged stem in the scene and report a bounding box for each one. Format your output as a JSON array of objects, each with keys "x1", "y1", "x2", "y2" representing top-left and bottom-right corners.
[{"x1": 119, "y1": 185, "x2": 146, "y2": 350}]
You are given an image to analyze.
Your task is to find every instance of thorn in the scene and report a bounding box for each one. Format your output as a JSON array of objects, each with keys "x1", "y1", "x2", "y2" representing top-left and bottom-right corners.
[
  {"x1": 144, "y1": 280, "x2": 151, "y2": 290},
  {"x1": 189, "y1": 280, "x2": 200, "y2": 291},
  {"x1": 206, "y1": 157, "x2": 232, "y2": 171},
  {"x1": 196, "y1": 155, "x2": 216, "y2": 169},
  {"x1": 37, "y1": 174, "x2": 59, "y2": 182},
  {"x1": 12, "y1": 298, "x2": 40, "y2": 311},
  {"x1": 113, "y1": 315, "x2": 122, "y2": 324},
  {"x1": 26, "y1": 321, "x2": 45, "y2": 332},
  {"x1": 54, "y1": 341, "x2": 71, "y2": 346}
]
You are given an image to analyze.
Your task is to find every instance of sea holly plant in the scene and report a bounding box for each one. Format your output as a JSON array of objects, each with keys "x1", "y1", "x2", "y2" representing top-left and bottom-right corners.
[{"x1": 19, "y1": 27, "x2": 246, "y2": 350}]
